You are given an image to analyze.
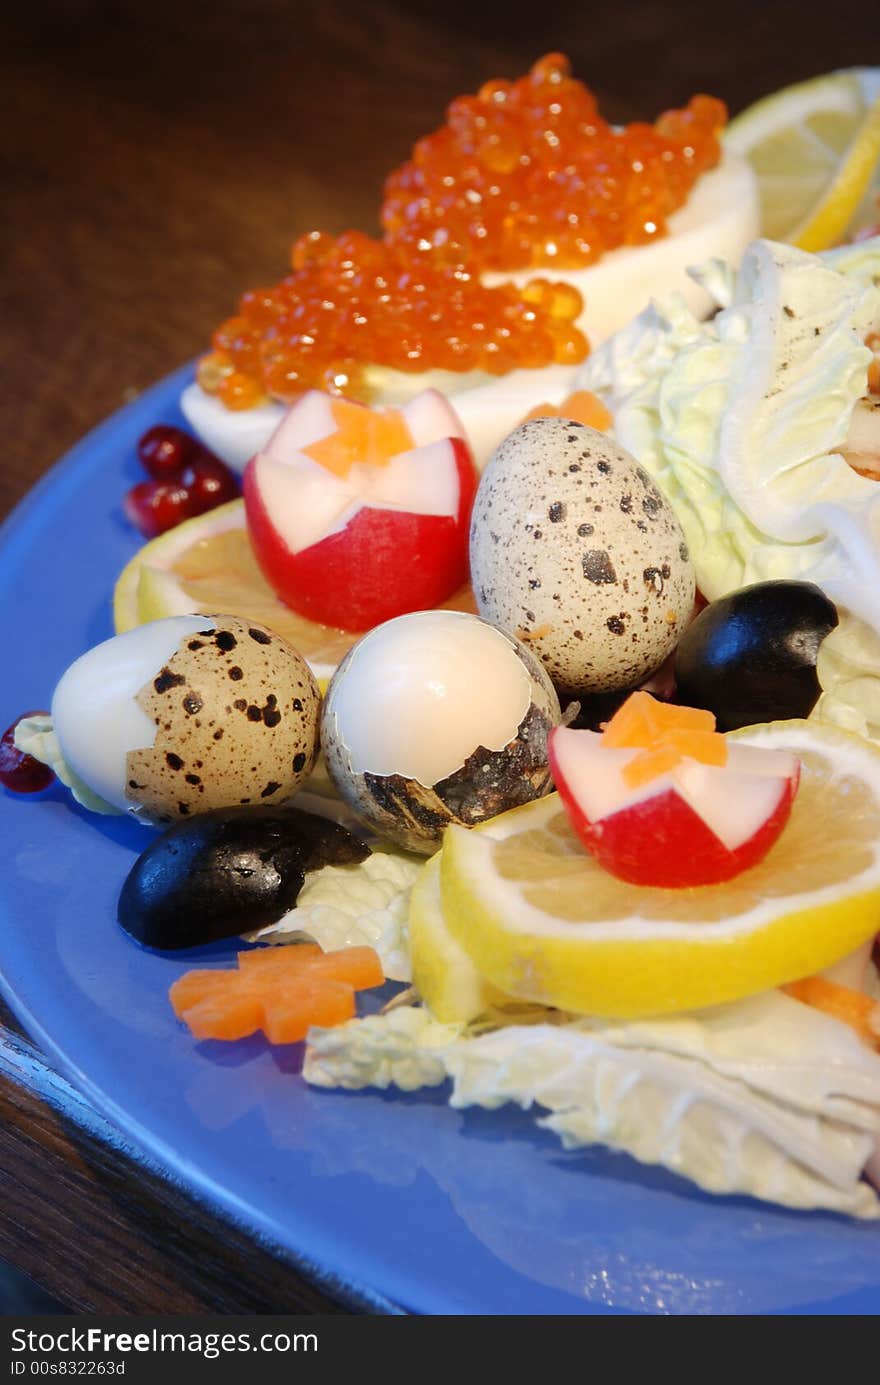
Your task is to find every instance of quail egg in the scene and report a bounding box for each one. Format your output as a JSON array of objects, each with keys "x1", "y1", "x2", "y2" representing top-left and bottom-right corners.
[
  {"x1": 469, "y1": 418, "x2": 695, "y2": 695},
  {"x1": 320, "y1": 609, "x2": 563, "y2": 853},
  {"x1": 51, "y1": 614, "x2": 320, "y2": 824}
]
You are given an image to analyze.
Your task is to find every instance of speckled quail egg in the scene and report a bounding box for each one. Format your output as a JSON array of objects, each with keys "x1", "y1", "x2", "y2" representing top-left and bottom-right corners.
[
  {"x1": 320, "y1": 609, "x2": 563, "y2": 854},
  {"x1": 51, "y1": 614, "x2": 320, "y2": 825},
  {"x1": 469, "y1": 418, "x2": 695, "y2": 696}
]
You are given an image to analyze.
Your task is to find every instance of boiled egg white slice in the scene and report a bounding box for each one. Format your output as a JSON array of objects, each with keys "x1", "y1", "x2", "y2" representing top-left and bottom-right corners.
[
  {"x1": 181, "y1": 362, "x2": 580, "y2": 475},
  {"x1": 483, "y1": 151, "x2": 759, "y2": 342},
  {"x1": 180, "y1": 367, "x2": 484, "y2": 475}
]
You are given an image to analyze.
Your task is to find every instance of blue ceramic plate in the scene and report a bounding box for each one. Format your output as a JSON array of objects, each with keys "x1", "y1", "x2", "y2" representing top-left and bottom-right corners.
[{"x1": 1, "y1": 366, "x2": 880, "y2": 1315}]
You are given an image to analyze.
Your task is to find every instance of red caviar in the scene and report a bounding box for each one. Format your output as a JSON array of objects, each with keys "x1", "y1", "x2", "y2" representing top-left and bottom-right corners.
[
  {"x1": 384, "y1": 53, "x2": 727, "y2": 271},
  {"x1": 200, "y1": 54, "x2": 726, "y2": 408},
  {"x1": 199, "y1": 231, "x2": 588, "y2": 405}
]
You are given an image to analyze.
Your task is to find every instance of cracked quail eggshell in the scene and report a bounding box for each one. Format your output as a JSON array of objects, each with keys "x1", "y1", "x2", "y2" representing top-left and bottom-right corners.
[
  {"x1": 51, "y1": 613, "x2": 320, "y2": 825},
  {"x1": 469, "y1": 419, "x2": 695, "y2": 695},
  {"x1": 320, "y1": 609, "x2": 562, "y2": 854},
  {"x1": 126, "y1": 615, "x2": 320, "y2": 823}
]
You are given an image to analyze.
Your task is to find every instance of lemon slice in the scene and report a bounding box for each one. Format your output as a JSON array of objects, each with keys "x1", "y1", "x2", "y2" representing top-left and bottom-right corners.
[
  {"x1": 409, "y1": 853, "x2": 509, "y2": 1023},
  {"x1": 438, "y1": 721, "x2": 880, "y2": 1017},
  {"x1": 113, "y1": 500, "x2": 244, "y2": 629},
  {"x1": 113, "y1": 500, "x2": 477, "y2": 681},
  {"x1": 725, "y1": 69, "x2": 880, "y2": 247}
]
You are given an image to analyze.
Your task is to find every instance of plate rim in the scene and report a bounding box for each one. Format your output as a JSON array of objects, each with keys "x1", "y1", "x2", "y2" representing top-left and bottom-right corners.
[{"x1": 0, "y1": 365, "x2": 404, "y2": 1316}]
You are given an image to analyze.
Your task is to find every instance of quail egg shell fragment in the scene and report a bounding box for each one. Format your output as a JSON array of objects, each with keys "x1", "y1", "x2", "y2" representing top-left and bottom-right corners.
[
  {"x1": 52, "y1": 615, "x2": 208, "y2": 814},
  {"x1": 51, "y1": 614, "x2": 320, "y2": 825},
  {"x1": 469, "y1": 419, "x2": 696, "y2": 695},
  {"x1": 321, "y1": 609, "x2": 562, "y2": 853}
]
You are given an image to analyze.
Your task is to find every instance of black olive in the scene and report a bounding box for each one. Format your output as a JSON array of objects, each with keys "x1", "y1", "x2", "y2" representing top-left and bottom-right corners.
[
  {"x1": 118, "y1": 806, "x2": 369, "y2": 950},
  {"x1": 674, "y1": 580, "x2": 839, "y2": 730}
]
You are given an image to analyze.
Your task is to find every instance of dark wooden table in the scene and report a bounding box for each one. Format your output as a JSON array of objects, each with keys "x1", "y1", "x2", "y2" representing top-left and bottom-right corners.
[{"x1": 1, "y1": 0, "x2": 877, "y2": 1314}]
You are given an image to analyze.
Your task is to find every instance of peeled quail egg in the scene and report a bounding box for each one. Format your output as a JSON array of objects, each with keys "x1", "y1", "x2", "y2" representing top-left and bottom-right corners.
[
  {"x1": 470, "y1": 418, "x2": 695, "y2": 695},
  {"x1": 321, "y1": 609, "x2": 562, "y2": 853},
  {"x1": 51, "y1": 614, "x2": 320, "y2": 824}
]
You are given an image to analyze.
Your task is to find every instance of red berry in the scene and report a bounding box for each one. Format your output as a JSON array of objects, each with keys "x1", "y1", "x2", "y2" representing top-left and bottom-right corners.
[
  {"x1": 124, "y1": 479, "x2": 194, "y2": 538},
  {"x1": 180, "y1": 454, "x2": 240, "y2": 516},
  {"x1": 0, "y1": 714, "x2": 55, "y2": 794},
  {"x1": 138, "y1": 424, "x2": 196, "y2": 479},
  {"x1": 124, "y1": 428, "x2": 237, "y2": 537}
]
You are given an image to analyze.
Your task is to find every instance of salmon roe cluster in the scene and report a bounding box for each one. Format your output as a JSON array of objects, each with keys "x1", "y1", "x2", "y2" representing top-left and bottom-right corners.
[
  {"x1": 384, "y1": 54, "x2": 726, "y2": 271},
  {"x1": 198, "y1": 229, "x2": 587, "y2": 407},
  {"x1": 200, "y1": 53, "x2": 726, "y2": 409}
]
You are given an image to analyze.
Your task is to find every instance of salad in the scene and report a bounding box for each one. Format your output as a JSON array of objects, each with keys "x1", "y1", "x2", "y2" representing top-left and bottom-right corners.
[{"x1": 3, "y1": 55, "x2": 880, "y2": 1250}]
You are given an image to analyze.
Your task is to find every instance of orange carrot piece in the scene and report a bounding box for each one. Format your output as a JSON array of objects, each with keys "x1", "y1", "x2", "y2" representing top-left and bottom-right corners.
[
  {"x1": 666, "y1": 707, "x2": 716, "y2": 734},
  {"x1": 783, "y1": 976, "x2": 880, "y2": 1049},
  {"x1": 605, "y1": 692, "x2": 724, "y2": 787},
  {"x1": 561, "y1": 389, "x2": 613, "y2": 432},
  {"x1": 304, "y1": 946, "x2": 385, "y2": 989},
  {"x1": 366, "y1": 409, "x2": 416, "y2": 465},
  {"x1": 637, "y1": 699, "x2": 715, "y2": 741},
  {"x1": 622, "y1": 747, "x2": 681, "y2": 790},
  {"x1": 238, "y1": 943, "x2": 384, "y2": 988},
  {"x1": 520, "y1": 401, "x2": 556, "y2": 422},
  {"x1": 169, "y1": 969, "x2": 231, "y2": 1017},
  {"x1": 519, "y1": 390, "x2": 612, "y2": 431},
  {"x1": 304, "y1": 398, "x2": 414, "y2": 477},
  {"x1": 237, "y1": 943, "x2": 323, "y2": 973},
  {"x1": 603, "y1": 691, "x2": 659, "y2": 748},
  {"x1": 261, "y1": 980, "x2": 356, "y2": 1044},
  {"x1": 667, "y1": 728, "x2": 728, "y2": 766},
  {"x1": 180, "y1": 993, "x2": 265, "y2": 1042},
  {"x1": 170, "y1": 944, "x2": 384, "y2": 1044}
]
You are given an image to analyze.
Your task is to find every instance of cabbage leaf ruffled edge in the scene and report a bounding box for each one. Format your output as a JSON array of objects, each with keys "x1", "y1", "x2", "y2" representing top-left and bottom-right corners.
[
  {"x1": 577, "y1": 235, "x2": 880, "y2": 741},
  {"x1": 304, "y1": 990, "x2": 880, "y2": 1219},
  {"x1": 14, "y1": 714, "x2": 119, "y2": 814}
]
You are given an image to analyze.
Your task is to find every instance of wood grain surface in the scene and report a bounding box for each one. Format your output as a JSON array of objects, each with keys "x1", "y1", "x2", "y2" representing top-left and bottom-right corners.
[
  {"x1": 2, "y1": 0, "x2": 877, "y2": 519},
  {"x1": 1, "y1": 0, "x2": 878, "y2": 1315},
  {"x1": 0, "y1": 998, "x2": 352, "y2": 1313}
]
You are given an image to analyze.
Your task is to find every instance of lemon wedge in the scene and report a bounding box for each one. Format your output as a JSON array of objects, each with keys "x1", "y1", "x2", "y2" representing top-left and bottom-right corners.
[
  {"x1": 114, "y1": 500, "x2": 244, "y2": 628},
  {"x1": 725, "y1": 69, "x2": 880, "y2": 247},
  {"x1": 113, "y1": 501, "x2": 365, "y2": 682},
  {"x1": 435, "y1": 721, "x2": 880, "y2": 1018}
]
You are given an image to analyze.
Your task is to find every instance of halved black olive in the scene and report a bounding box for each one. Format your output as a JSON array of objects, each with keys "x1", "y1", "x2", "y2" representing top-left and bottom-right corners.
[
  {"x1": 674, "y1": 580, "x2": 839, "y2": 730},
  {"x1": 119, "y1": 805, "x2": 369, "y2": 950}
]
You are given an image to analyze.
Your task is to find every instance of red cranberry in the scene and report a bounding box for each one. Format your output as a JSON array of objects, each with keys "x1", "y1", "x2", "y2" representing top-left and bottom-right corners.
[
  {"x1": 124, "y1": 479, "x2": 194, "y2": 539},
  {"x1": 137, "y1": 424, "x2": 196, "y2": 479},
  {"x1": 180, "y1": 454, "x2": 240, "y2": 516},
  {"x1": 125, "y1": 427, "x2": 238, "y2": 537},
  {"x1": 0, "y1": 714, "x2": 55, "y2": 794}
]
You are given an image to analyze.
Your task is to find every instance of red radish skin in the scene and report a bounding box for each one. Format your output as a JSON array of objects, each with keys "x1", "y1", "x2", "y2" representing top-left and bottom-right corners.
[
  {"x1": 244, "y1": 436, "x2": 477, "y2": 631},
  {"x1": 548, "y1": 731, "x2": 800, "y2": 888}
]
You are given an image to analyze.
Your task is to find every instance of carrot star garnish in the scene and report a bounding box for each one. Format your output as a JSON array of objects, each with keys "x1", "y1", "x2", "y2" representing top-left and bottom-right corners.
[
  {"x1": 602, "y1": 691, "x2": 727, "y2": 789},
  {"x1": 169, "y1": 944, "x2": 385, "y2": 1044},
  {"x1": 303, "y1": 397, "x2": 415, "y2": 477},
  {"x1": 520, "y1": 389, "x2": 613, "y2": 432}
]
